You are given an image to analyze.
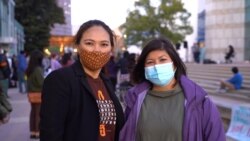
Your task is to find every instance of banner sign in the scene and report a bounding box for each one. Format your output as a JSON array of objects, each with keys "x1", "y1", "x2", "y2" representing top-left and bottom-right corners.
[{"x1": 226, "y1": 105, "x2": 250, "y2": 141}]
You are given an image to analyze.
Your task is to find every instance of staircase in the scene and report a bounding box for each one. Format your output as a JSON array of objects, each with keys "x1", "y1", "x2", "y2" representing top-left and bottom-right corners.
[{"x1": 186, "y1": 63, "x2": 250, "y2": 132}]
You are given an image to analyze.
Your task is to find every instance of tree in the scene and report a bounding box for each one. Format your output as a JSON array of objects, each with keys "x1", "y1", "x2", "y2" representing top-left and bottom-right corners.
[
  {"x1": 15, "y1": 0, "x2": 65, "y2": 52},
  {"x1": 121, "y1": 0, "x2": 193, "y2": 46}
]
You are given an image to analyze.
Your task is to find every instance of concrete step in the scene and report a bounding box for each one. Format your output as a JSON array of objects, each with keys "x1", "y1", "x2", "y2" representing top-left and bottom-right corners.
[
  {"x1": 189, "y1": 75, "x2": 250, "y2": 89},
  {"x1": 188, "y1": 71, "x2": 250, "y2": 80},
  {"x1": 198, "y1": 83, "x2": 250, "y2": 98}
]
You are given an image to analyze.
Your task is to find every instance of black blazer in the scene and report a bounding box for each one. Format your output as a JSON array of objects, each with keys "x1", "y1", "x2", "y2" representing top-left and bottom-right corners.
[{"x1": 40, "y1": 60, "x2": 125, "y2": 141}]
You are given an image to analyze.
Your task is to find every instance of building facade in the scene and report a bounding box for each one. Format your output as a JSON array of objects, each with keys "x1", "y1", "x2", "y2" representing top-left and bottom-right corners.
[
  {"x1": 50, "y1": 0, "x2": 72, "y2": 36},
  {"x1": 205, "y1": 0, "x2": 250, "y2": 62},
  {"x1": 197, "y1": 10, "x2": 205, "y2": 43},
  {"x1": 0, "y1": 0, "x2": 24, "y2": 56}
]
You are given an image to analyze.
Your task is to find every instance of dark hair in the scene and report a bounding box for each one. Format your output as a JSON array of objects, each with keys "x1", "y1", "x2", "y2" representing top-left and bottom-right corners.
[
  {"x1": 20, "y1": 50, "x2": 25, "y2": 54},
  {"x1": 131, "y1": 37, "x2": 186, "y2": 84},
  {"x1": 229, "y1": 45, "x2": 234, "y2": 52},
  {"x1": 73, "y1": 20, "x2": 115, "y2": 47},
  {"x1": 232, "y1": 66, "x2": 238, "y2": 74},
  {"x1": 26, "y1": 50, "x2": 44, "y2": 77},
  {"x1": 61, "y1": 53, "x2": 72, "y2": 65},
  {"x1": 123, "y1": 51, "x2": 129, "y2": 58}
]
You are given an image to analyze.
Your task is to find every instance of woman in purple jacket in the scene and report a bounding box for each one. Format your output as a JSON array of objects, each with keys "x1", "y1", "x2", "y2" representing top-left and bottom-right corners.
[{"x1": 119, "y1": 37, "x2": 226, "y2": 141}]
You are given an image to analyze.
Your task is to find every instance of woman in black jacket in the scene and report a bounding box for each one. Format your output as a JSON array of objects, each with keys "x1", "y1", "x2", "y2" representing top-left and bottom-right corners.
[{"x1": 40, "y1": 20, "x2": 125, "y2": 141}]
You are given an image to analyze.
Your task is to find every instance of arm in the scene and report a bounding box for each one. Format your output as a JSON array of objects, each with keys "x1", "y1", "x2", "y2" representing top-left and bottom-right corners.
[
  {"x1": 202, "y1": 98, "x2": 226, "y2": 141},
  {"x1": 40, "y1": 70, "x2": 70, "y2": 141},
  {"x1": 34, "y1": 67, "x2": 44, "y2": 89},
  {"x1": 227, "y1": 75, "x2": 236, "y2": 83}
]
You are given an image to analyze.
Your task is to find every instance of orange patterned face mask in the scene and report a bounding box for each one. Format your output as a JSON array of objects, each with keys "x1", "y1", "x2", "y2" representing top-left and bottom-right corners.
[{"x1": 78, "y1": 48, "x2": 111, "y2": 71}]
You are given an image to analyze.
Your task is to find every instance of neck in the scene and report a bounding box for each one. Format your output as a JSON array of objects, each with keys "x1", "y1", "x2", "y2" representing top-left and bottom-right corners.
[
  {"x1": 80, "y1": 60, "x2": 101, "y2": 79},
  {"x1": 152, "y1": 79, "x2": 177, "y2": 91},
  {"x1": 83, "y1": 66, "x2": 101, "y2": 79}
]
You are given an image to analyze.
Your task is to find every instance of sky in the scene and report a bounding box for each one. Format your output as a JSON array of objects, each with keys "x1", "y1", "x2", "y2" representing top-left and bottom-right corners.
[{"x1": 71, "y1": 0, "x2": 136, "y2": 34}]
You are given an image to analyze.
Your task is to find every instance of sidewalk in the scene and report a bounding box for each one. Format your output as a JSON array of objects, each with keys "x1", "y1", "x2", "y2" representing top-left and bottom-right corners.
[{"x1": 0, "y1": 87, "x2": 32, "y2": 141}]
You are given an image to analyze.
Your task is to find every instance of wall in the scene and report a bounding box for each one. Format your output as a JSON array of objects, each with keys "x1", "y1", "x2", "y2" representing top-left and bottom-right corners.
[{"x1": 205, "y1": 0, "x2": 245, "y2": 62}]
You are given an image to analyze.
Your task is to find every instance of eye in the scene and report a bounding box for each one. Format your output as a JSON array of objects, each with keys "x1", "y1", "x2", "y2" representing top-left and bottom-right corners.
[
  {"x1": 101, "y1": 43, "x2": 109, "y2": 47},
  {"x1": 84, "y1": 41, "x2": 94, "y2": 46},
  {"x1": 160, "y1": 58, "x2": 167, "y2": 62},
  {"x1": 145, "y1": 61, "x2": 154, "y2": 65}
]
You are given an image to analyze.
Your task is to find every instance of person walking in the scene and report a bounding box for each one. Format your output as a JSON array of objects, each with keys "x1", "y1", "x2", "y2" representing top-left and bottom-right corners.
[
  {"x1": 40, "y1": 20, "x2": 125, "y2": 141},
  {"x1": 17, "y1": 50, "x2": 27, "y2": 94},
  {"x1": 119, "y1": 37, "x2": 226, "y2": 141},
  {"x1": 26, "y1": 50, "x2": 44, "y2": 139}
]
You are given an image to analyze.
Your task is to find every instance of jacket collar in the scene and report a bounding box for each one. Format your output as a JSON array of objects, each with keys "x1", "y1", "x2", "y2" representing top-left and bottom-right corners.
[
  {"x1": 72, "y1": 60, "x2": 85, "y2": 77},
  {"x1": 71, "y1": 59, "x2": 113, "y2": 94},
  {"x1": 134, "y1": 75, "x2": 207, "y2": 104}
]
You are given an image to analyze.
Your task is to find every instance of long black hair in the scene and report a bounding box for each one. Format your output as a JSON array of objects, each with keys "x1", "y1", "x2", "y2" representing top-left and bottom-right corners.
[
  {"x1": 26, "y1": 50, "x2": 44, "y2": 77},
  {"x1": 131, "y1": 37, "x2": 186, "y2": 84}
]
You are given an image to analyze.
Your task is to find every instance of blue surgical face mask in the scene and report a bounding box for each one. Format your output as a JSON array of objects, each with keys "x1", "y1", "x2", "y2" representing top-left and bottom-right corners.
[{"x1": 145, "y1": 62, "x2": 175, "y2": 86}]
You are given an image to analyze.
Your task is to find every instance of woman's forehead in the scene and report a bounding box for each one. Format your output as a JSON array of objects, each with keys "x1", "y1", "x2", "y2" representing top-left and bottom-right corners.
[
  {"x1": 146, "y1": 50, "x2": 170, "y2": 58},
  {"x1": 81, "y1": 26, "x2": 110, "y2": 42}
]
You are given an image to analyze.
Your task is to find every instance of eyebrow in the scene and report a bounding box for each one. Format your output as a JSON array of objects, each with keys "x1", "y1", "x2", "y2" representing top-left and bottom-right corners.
[{"x1": 83, "y1": 39, "x2": 110, "y2": 43}]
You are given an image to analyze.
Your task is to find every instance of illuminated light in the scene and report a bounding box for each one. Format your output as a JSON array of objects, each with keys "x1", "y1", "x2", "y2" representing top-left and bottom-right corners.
[
  {"x1": 60, "y1": 43, "x2": 64, "y2": 52},
  {"x1": 44, "y1": 48, "x2": 51, "y2": 56},
  {"x1": 73, "y1": 48, "x2": 78, "y2": 52}
]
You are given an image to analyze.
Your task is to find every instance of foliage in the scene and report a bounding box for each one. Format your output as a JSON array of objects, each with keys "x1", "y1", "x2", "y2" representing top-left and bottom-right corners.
[
  {"x1": 121, "y1": 0, "x2": 193, "y2": 46},
  {"x1": 15, "y1": 0, "x2": 65, "y2": 52}
]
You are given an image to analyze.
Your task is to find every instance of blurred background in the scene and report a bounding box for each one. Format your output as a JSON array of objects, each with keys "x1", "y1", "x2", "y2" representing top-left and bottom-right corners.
[{"x1": 0, "y1": 0, "x2": 249, "y2": 141}]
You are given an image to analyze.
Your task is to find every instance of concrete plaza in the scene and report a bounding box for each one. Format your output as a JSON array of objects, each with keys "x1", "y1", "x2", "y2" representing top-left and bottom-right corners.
[{"x1": 0, "y1": 88, "x2": 33, "y2": 141}]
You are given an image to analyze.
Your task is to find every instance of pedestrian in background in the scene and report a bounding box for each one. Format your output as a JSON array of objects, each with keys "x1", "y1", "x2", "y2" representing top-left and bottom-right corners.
[
  {"x1": 17, "y1": 50, "x2": 27, "y2": 94},
  {"x1": 26, "y1": 50, "x2": 44, "y2": 139},
  {"x1": 40, "y1": 20, "x2": 124, "y2": 141},
  {"x1": 0, "y1": 50, "x2": 11, "y2": 98},
  {"x1": 61, "y1": 52, "x2": 74, "y2": 67},
  {"x1": 50, "y1": 53, "x2": 62, "y2": 71},
  {"x1": 116, "y1": 51, "x2": 130, "y2": 87},
  {"x1": 10, "y1": 54, "x2": 18, "y2": 88},
  {"x1": 217, "y1": 66, "x2": 243, "y2": 93},
  {"x1": 119, "y1": 37, "x2": 226, "y2": 141},
  {"x1": 191, "y1": 42, "x2": 200, "y2": 63},
  {"x1": 106, "y1": 55, "x2": 118, "y2": 90},
  {"x1": 199, "y1": 42, "x2": 206, "y2": 64},
  {"x1": 225, "y1": 45, "x2": 235, "y2": 63},
  {"x1": 0, "y1": 85, "x2": 12, "y2": 124}
]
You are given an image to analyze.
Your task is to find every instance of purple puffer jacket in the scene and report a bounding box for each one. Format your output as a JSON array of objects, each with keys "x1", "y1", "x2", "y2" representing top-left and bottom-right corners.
[{"x1": 119, "y1": 75, "x2": 226, "y2": 141}]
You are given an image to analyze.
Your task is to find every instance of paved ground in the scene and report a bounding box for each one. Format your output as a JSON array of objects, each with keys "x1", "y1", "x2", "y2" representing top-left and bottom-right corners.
[
  {"x1": 0, "y1": 88, "x2": 36, "y2": 141},
  {"x1": 0, "y1": 87, "x2": 237, "y2": 141}
]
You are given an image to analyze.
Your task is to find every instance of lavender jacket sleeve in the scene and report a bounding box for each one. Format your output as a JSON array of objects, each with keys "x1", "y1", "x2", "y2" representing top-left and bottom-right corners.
[{"x1": 202, "y1": 97, "x2": 226, "y2": 141}]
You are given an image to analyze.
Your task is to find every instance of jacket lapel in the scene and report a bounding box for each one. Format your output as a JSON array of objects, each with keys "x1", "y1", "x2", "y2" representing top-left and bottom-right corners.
[{"x1": 72, "y1": 60, "x2": 93, "y2": 94}]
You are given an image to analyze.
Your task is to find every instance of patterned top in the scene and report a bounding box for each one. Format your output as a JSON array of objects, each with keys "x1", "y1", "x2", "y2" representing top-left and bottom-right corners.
[{"x1": 87, "y1": 75, "x2": 116, "y2": 141}]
